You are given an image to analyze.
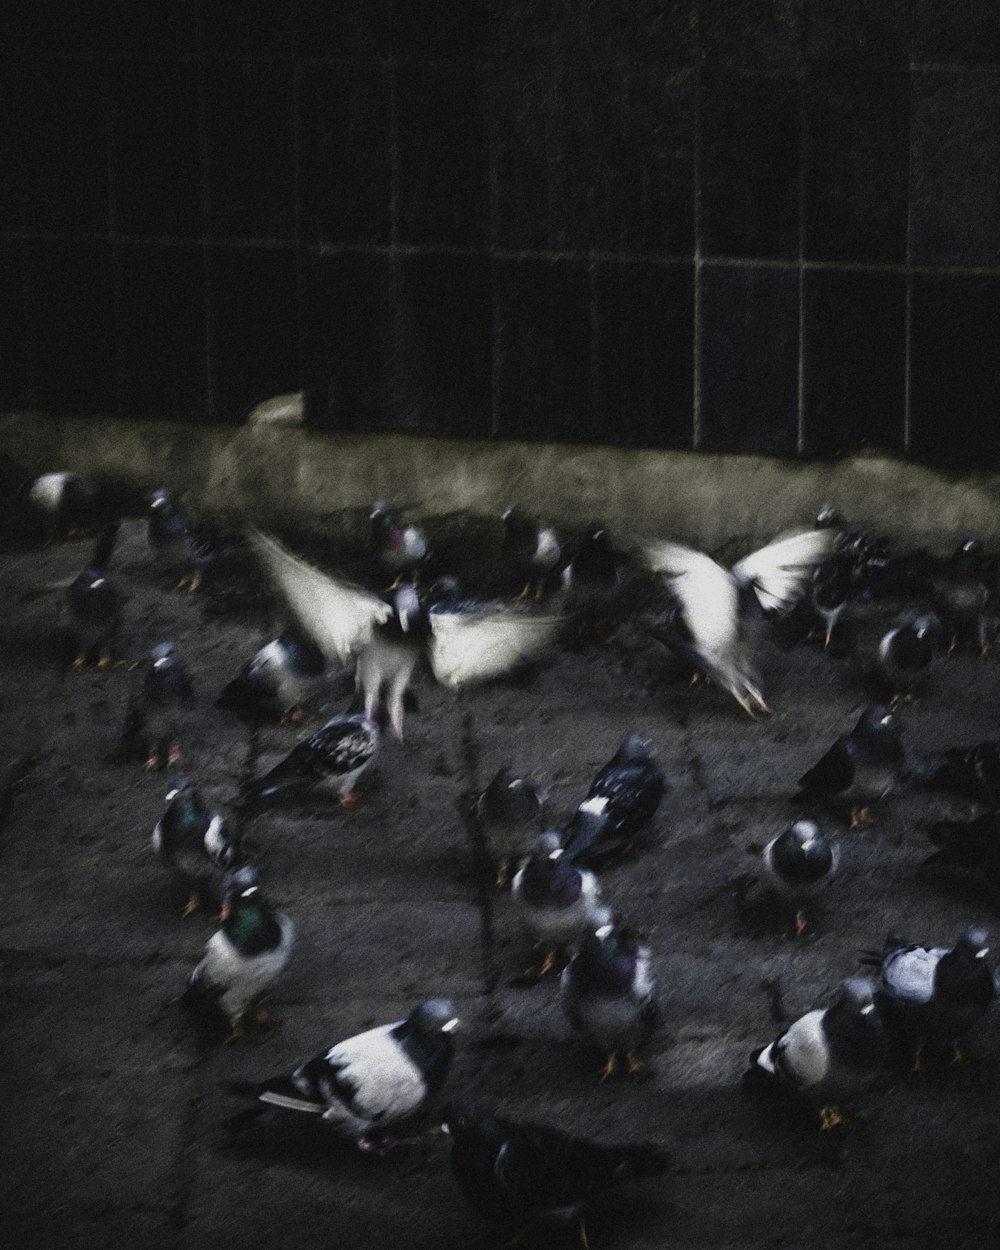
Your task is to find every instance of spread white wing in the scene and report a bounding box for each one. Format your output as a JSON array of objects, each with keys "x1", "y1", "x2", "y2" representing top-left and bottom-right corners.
[
  {"x1": 730, "y1": 528, "x2": 837, "y2": 614},
  {"x1": 641, "y1": 541, "x2": 739, "y2": 659},
  {"x1": 428, "y1": 610, "x2": 562, "y2": 689},
  {"x1": 249, "y1": 529, "x2": 391, "y2": 665}
]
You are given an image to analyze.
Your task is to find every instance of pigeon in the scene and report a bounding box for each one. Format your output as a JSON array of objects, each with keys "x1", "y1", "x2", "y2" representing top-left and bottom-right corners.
[
  {"x1": 26, "y1": 470, "x2": 107, "y2": 536},
  {"x1": 511, "y1": 832, "x2": 603, "y2": 975},
  {"x1": 443, "y1": 1102, "x2": 669, "y2": 1246},
  {"x1": 473, "y1": 766, "x2": 546, "y2": 887},
  {"x1": 226, "y1": 999, "x2": 459, "y2": 1148},
  {"x1": 184, "y1": 866, "x2": 294, "y2": 1039},
  {"x1": 118, "y1": 642, "x2": 195, "y2": 770},
  {"x1": 369, "y1": 501, "x2": 429, "y2": 585},
  {"x1": 148, "y1": 488, "x2": 242, "y2": 592},
  {"x1": 751, "y1": 977, "x2": 888, "y2": 1128},
  {"x1": 760, "y1": 819, "x2": 837, "y2": 935},
  {"x1": 560, "y1": 521, "x2": 631, "y2": 635},
  {"x1": 911, "y1": 740, "x2": 1000, "y2": 806},
  {"x1": 642, "y1": 527, "x2": 837, "y2": 716},
  {"x1": 61, "y1": 521, "x2": 122, "y2": 668},
  {"x1": 561, "y1": 733, "x2": 666, "y2": 868},
  {"x1": 797, "y1": 705, "x2": 904, "y2": 828},
  {"x1": 921, "y1": 812, "x2": 1000, "y2": 901},
  {"x1": 561, "y1": 918, "x2": 659, "y2": 1077},
  {"x1": 238, "y1": 712, "x2": 379, "y2": 809},
  {"x1": 249, "y1": 529, "x2": 562, "y2": 740},
  {"x1": 216, "y1": 627, "x2": 327, "y2": 724},
  {"x1": 807, "y1": 553, "x2": 856, "y2": 649},
  {"x1": 860, "y1": 927, "x2": 997, "y2": 1066},
  {"x1": 851, "y1": 614, "x2": 939, "y2": 699},
  {"x1": 501, "y1": 505, "x2": 565, "y2": 600},
  {"x1": 151, "y1": 776, "x2": 240, "y2": 915},
  {"x1": 927, "y1": 535, "x2": 993, "y2": 656}
]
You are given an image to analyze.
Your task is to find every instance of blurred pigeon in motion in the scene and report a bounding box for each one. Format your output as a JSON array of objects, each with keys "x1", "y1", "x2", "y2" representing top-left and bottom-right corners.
[
  {"x1": 894, "y1": 535, "x2": 993, "y2": 657},
  {"x1": 798, "y1": 705, "x2": 904, "y2": 828},
  {"x1": 474, "y1": 765, "x2": 546, "y2": 887},
  {"x1": 561, "y1": 918, "x2": 659, "y2": 1078},
  {"x1": 561, "y1": 733, "x2": 666, "y2": 868},
  {"x1": 760, "y1": 819, "x2": 837, "y2": 935},
  {"x1": 511, "y1": 833, "x2": 603, "y2": 976},
  {"x1": 860, "y1": 927, "x2": 997, "y2": 1068},
  {"x1": 250, "y1": 529, "x2": 562, "y2": 740},
  {"x1": 151, "y1": 775, "x2": 240, "y2": 915},
  {"x1": 184, "y1": 866, "x2": 293, "y2": 1041},
  {"x1": 216, "y1": 627, "x2": 327, "y2": 724},
  {"x1": 501, "y1": 505, "x2": 565, "y2": 600},
  {"x1": 851, "y1": 614, "x2": 939, "y2": 701},
  {"x1": 148, "y1": 488, "x2": 242, "y2": 592},
  {"x1": 443, "y1": 1102, "x2": 669, "y2": 1247},
  {"x1": 26, "y1": 470, "x2": 123, "y2": 537},
  {"x1": 238, "y1": 712, "x2": 379, "y2": 810},
  {"x1": 642, "y1": 527, "x2": 837, "y2": 716},
  {"x1": 911, "y1": 740, "x2": 1000, "y2": 806},
  {"x1": 119, "y1": 642, "x2": 195, "y2": 770},
  {"x1": 921, "y1": 812, "x2": 1000, "y2": 901},
  {"x1": 750, "y1": 977, "x2": 888, "y2": 1129},
  {"x1": 226, "y1": 999, "x2": 459, "y2": 1149},
  {"x1": 369, "y1": 500, "x2": 429, "y2": 586},
  {"x1": 807, "y1": 553, "x2": 856, "y2": 649},
  {"x1": 61, "y1": 521, "x2": 122, "y2": 669}
]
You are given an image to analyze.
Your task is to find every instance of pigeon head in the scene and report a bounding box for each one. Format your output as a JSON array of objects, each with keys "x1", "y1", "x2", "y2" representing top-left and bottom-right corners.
[
  {"x1": 616, "y1": 732, "x2": 652, "y2": 761},
  {"x1": 886, "y1": 621, "x2": 936, "y2": 672},
  {"x1": 221, "y1": 864, "x2": 259, "y2": 898},
  {"x1": 859, "y1": 705, "x2": 896, "y2": 734},
  {"x1": 390, "y1": 583, "x2": 424, "y2": 633},
  {"x1": 577, "y1": 921, "x2": 644, "y2": 991},
  {"x1": 770, "y1": 820, "x2": 833, "y2": 881},
  {"x1": 815, "y1": 502, "x2": 844, "y2": 529},
  {"x1": 407, "y1": 999, "x2": 460, "y2": 1036},
  {"x1": 838, "y1": 977, "x2": 878, "y2": 1016},
  {"x1": 956, "y1": 534, "x2": 984, "y2": 563},
  {"x1": 954, "y1": 926, "x2": 989, "y2": 959}
]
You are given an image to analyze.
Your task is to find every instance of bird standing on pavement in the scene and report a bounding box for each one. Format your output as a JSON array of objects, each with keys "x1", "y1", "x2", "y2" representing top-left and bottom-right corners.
[
  {"x1": 561, "y1": 733, "x2": 666, "y2": 868},
  {"x1": 760, "y1": 819, "x2": 837, "y2": 935},
  {"x1": 501, "y1": 506, "x2": 565, "y2": 600},
  {"x1": 216, "y1": 627, "x2": 327, "y2": 724},
  {"x1": 474, "y1": 766, "x2": 546, "y2": 887},
  {"x1": 151, "y1": 776, "x2": 240, "y2": 915},
  {"x1": 511, "y1": 833, "x2": 604, "y2": 976},
  {"x1": 61, "y1": 521, "x2": 122, "y2": 669},
  {"x1": 238, "y1": 712, "x2": 379, "y2": 809},
  {"x1": 369, "y1": 501, "x2": 429, "y2": 586},
  {"x1": 798, "y1": 705, "x2": 904, "y2": 828},
  {"x1": 119, "y1": 642, "x2": 195, "y2": 770}
]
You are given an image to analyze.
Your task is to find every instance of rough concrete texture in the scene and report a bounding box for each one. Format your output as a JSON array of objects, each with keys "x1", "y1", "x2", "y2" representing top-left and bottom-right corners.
[
  {"x1": 2, "y1": 511, "x2": 1000, "y2": 1250},
  {"x1": 4, "y1": 411, "x2": 1000, "y2": 552}
]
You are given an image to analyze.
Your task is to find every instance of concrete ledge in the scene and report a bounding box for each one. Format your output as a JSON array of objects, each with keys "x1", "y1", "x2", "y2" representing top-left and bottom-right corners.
[{"x1": 3, "y1": 410, "x2": 999, "y2": 550}]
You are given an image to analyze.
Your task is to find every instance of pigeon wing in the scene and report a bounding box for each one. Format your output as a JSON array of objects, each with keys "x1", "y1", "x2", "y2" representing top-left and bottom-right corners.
[
  {"x1": 641, "y1": 541, "x2": 739, "y2": 660},
  {"x1": 249, "y1": 529, "x2": 391, "y2": 666},
  {"x1": 731, "y1": 528, "x2": 837, "y2": 615},
  {"x1": 881, "y1": 945, "x2": 940, "y2": 1004},
  {"x1": 428, "y1": 610, "x2": 562, "y2": 689}
]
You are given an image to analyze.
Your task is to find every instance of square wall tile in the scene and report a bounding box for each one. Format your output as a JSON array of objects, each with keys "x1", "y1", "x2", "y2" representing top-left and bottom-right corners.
[
  {"x1": 25, "y1": 239, "x2": 117, "y2": 414},
  {"x1": 111, "y1": 61, "x2": 201, "y2": 238},
  {"x1": 15, "y1": 61, "x2": 109, "y2": 234},
  {"x1": 804, "y1": 70, "x2": 909, "y2": 263},
  {"x1": 117, "y1": 243, "x2": 209, "y2": 419},
  {"x1": 394, "y1": 253, "x2": 492, "y2": 437},
  {"x1": 801, "y1": 269, "x2": 906, "y2": 457},
  {"x1": 912, "y1": 73, "x2": 1000, "y2": 265},
  {"x1": 396, "y1": 65, "x2": 488, "y2": 247},
  {"x1": 554, "y1": 61, "x2": 695, "y2": 254},
  {"x1": 910, "y1": 274, "x2": 1000, "y2": 468},
  {"x1": 701, "y1": 74, "x2": 801, "y2": 260},
  {"x1": 302, "y1": 251, "x2": 395, "y2": 430},
  {"x1": 207, "y1": 246, "x2": 299, "y2": 422},
  {"x1": 298, "y1": 61, "x2": 392, "y2": 245},
  {"x1": 914, "y1": 0, "x2": 1000, "y2": 65},
  {"x1": 699, "y1": 264, "x2": 799, "y2": 455},
  {"x1": 593, "y1": 261, "x2": 694, "y2": 447},
  {"x1": 493, "y1": 257, "x2": 592, "y2": 441},
  {"x1": 489, "y1": 56, "x2": 560, "y2": 250},
  {"x1": 204, "y1": 61, "x2": 296, "y2": 241}
]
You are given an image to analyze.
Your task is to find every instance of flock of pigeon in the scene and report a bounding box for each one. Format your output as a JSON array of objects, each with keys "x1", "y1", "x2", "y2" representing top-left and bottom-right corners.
[{"x1": 13, "y1": 466, "x2": 1000, "y2": 1246}]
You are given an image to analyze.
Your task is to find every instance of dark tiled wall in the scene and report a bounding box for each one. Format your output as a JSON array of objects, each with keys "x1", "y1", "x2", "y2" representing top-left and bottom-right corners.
[{"x1": 3, "y1": 2, "x2": 1000, "y2": 469}]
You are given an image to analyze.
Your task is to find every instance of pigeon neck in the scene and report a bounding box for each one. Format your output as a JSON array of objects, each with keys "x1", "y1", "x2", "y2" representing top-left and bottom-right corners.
[
  {"x1": 225, "y1": 899, "x2": 282, "y2": 955},
  {"x1": 392, "y1": 1018, "x2": 455, "y2": 1093}
]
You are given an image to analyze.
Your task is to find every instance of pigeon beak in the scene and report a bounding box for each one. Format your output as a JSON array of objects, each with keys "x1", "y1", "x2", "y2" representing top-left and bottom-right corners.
[
  {"x1": 595, "y1": 924, "x2": 613, "y2": 940},
  {"x1": 165, "y1": 788, "x2": 179, "y2": 801},
  {"x1": 439, "y1": 1123, "x2": 451, "y2": 1135},
  {"x1": 976, "y1": 948, "x2": 989, "y2": 959},
  {"x1": 861, "y1": 1004, "x2": 875, "y2": 1015},
  {"x1": 441, "y1": 1018, "x2": 459, "y2": 1033}
]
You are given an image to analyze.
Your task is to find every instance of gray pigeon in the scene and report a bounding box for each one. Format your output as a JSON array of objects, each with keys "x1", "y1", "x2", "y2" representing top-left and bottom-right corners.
[
  {"x1": 760, "y1": 820, "x2": 837, "y2": 935},
  {"x1": 511, "y1": 833, "x2": 603, "y2": 976},
  {"x1": 474, "y1": 766, "x2": 546, "y2": 887},
  {"x1": 798, "y1": 705, "x2": 904, "y2": 828}
]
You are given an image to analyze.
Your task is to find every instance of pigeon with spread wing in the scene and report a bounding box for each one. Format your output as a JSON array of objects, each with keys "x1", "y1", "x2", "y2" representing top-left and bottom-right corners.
[
  {"x1": 249, "y1": 530, "x2": 563, "y2": 739},
  {"x1": 642, "y1": 528, "x2": 837, "y2": 716}
]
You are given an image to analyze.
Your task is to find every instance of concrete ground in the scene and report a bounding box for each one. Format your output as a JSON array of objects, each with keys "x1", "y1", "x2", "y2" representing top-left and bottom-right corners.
[{"x1": 1, "y1": 512, "x2": 999, "y2": 1250}]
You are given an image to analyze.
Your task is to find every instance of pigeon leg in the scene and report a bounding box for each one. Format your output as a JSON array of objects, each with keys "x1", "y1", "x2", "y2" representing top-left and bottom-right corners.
[
  {"x1": 516, "y1": 582, "x2": 531, "y2": 601},
  {"x1": 823, "y1": 626, "x2": 834, "y2": 649},
  {"x1": 280, "y1": 707, "x2": 306, "y2": 726},
  {"x1": 495, "y1": 862, "x2": 509, "y2": 889},
  {"x1": 226, "y1": 1014, "x2": 251, "y2": 1044},
  {"x1": 338, "y1": 791, "x2": 363, "y2": 809},
  {"x1": 167, "y1": 744, "x2": 185, "y2": 769},
  {"x1": 253, "y1": 1005, "x2": 281, "y2": 1031},
  {"x1": 537, "y1": 951, "x2": 558, "y2": 978},
  {"x1": 818, "y1": 1105, "x2": 845, "y2": 1131},
  {"x1": 144, "y1": 751, "x2": 162, "y2": 771},
  {"x1": 70, "y1": 653, "x2": 87, "y2": 670},
  {"x1": 950, "y1": 1042, "x2": 965, "y2": 1065},
  {"x1": 625, "y1": 1051, "x2": 649, "y2": 1077},
  {"x1": 599, "y1": 1052, "x2": 619, "y2": 1081},
  {"x1": 96, "y1": 652, "x2": 113, "y2": 670},
  {"x1": 181, "y1": 893, "x2": 202, "y2": 917},
  {"x1": 579, "y1": 1221, "x2": 590, "y2": 1250},
  {"x1": 947, "y1": 634, "x2": 958, "y2": 654},
  {"x1": 794, "y1": 910, "x2": 808, "y2": 937},
  {"x1": 849, "y1": 807, "x2": 875, "y2": 830}
]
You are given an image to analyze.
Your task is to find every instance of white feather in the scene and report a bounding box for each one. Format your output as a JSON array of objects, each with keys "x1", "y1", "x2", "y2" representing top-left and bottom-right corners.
[
  {"x1": 428, "y1": 610, "x2": 561, "y2": 689},
  {"x1": 730, "y1": 528, "x2": 837, "y2": 614},
  {"x1": 883, "y1": 946, "x2": 942, "y2": 1005},
  {"x1": 249, "y1": 529, "x2": 390, "y2": 665},
  {"x1": 511, "y1": 867, "x2": 602, "y2": 948},
  {"x1": 28, "y1": 472, "x2": 73, "y2": 513},
  {"x1": 760, "y1": 1009, "x2": 829, "y2": 1090},
  {"x1": 641, "y1": 541, "x2": 740, "y2": 659}
]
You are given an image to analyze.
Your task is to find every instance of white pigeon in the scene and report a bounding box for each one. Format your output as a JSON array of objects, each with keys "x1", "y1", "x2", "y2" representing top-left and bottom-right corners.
[
  {"x1": 642, "y1": 528, "x2": 837, "y2": 715},
  {"x1": 249, "y1": 529, "x2": 563, "y2": 738}
]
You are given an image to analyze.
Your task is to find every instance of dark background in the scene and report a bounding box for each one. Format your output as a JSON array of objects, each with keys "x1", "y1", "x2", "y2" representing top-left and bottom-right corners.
[{"x1": 2, "y1": 1, "x2": 999, "y2": 468}]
